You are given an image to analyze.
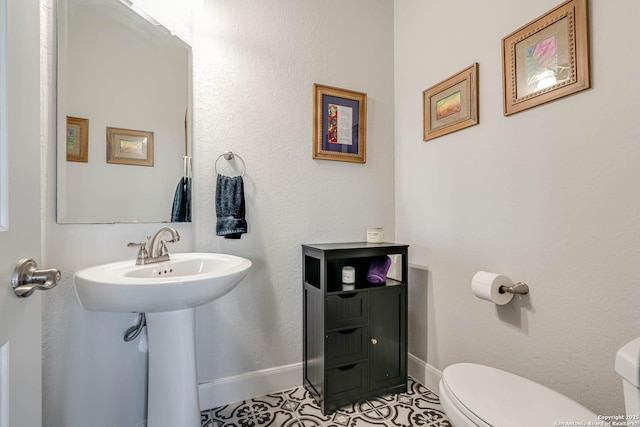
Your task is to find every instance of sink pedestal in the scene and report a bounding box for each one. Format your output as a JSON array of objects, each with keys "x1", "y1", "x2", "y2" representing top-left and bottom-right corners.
[{"x1": 146, "y1": 309, "x2": 200, "y2": 427}]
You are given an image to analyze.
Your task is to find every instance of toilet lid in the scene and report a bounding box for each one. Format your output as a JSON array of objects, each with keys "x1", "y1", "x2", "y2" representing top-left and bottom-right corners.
[{"x1": 441, "y1": 363, "x2": 599, "y2": 427}]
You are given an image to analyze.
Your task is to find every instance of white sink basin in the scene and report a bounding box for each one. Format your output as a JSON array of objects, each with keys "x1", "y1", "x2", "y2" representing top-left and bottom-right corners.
[{"x1": 74, "y1": 252, "x2": 252, "y2": 313}]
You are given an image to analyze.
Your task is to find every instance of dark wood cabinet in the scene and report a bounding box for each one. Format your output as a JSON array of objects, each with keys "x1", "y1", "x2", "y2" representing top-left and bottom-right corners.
[{"x1": 302, "y1": 242, "x2": 408, "y2": 414}]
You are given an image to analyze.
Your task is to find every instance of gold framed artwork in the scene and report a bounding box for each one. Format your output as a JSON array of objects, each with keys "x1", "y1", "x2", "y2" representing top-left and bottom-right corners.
[
  {"x1": 66, "y1": 116, "x2": 89, "y2": 162},
  {"x1": 313, "y1": 84, "x2": 367, "y2": 163},
  {"x1": 106, "y1": 127, "x2": 154, "y2": 167},
  {"x1": 423, "y1": 63, "x2": 479, "y2": 141},
  {"x1": 501, "y1": 0, "x2": 590, "y2": 116}
]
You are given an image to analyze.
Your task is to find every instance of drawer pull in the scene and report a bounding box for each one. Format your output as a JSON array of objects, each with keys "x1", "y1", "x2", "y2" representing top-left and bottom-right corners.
[
  {"x1": 370, "y1": 338, "x2": 378, "y2": 345},
  {"x1": 338, "y1": 328, "x2": 357, "y2": 335},
  {"x1": 338, "y1": 292, "x2": 358, "y2": 299},
  {"x1": 338, "y1": 364, "x2": 357, "y2": 371}
]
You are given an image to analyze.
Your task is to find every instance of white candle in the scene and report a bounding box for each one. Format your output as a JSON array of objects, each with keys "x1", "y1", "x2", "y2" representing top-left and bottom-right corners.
[
  {"x1": 342, "y1": 266, "x2": 355, "y2": 284},
  {"x1": 366, "y1": 227, "x2": 384, "y2": 243}
]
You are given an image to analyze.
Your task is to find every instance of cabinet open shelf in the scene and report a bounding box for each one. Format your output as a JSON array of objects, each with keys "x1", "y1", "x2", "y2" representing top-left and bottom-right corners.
[{"x1": 324, "y1": 277, "x2": 404, "y2": 295}]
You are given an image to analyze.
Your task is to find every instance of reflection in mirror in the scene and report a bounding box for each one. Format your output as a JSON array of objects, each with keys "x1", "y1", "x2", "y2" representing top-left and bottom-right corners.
[{"x1": 57, "y1": 0, "x2": 191, "y2": 223}]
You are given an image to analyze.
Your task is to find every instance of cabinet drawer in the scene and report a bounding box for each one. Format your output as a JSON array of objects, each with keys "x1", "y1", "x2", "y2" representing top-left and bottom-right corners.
[
  {"x1": 326, "y1": 327, "x2": 368, "y2": 367},
  {"x1": 326, "y1": 362, "x2": 368, "y2": 403},
  {"x1": 326, "y1": 293, "x2": 368, "y2": 330}
]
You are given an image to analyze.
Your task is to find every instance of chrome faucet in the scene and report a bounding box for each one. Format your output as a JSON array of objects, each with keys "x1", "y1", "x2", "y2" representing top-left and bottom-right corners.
[
  {"x1": 149, "y1": 226, "x2": 181, "y2": 260},
  {"x1": 128, "y1": 226, "x2": 181, "y2": 265}
]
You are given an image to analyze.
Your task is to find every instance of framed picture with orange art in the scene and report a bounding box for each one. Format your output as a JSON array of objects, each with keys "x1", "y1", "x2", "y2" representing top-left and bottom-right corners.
[
  {"x1": 106, "y1": 127, "x2": 154, "y2": 167},
  {"x1": 501, "y1": 0, "x2": 590, "y2": 116},
  {"x1": 423, "y1": 63, "x2": 479, "y2": 141}
]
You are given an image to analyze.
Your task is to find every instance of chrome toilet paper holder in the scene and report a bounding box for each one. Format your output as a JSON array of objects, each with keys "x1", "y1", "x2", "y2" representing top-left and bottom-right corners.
[{"x1": 498, "y1": 282, "x2": 530, "y2": 295}]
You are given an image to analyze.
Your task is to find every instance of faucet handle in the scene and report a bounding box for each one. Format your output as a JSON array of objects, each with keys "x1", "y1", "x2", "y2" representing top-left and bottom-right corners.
[
  {"x1": 127, "y1": 241, "x2": 149, "y2": 265},
  {"x1": 158, "y1": 238, "x2": 177, "y2": 256}
]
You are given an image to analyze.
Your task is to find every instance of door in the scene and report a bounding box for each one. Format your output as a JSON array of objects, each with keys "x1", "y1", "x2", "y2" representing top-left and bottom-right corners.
[
  {"x1": 0, "y1": 0, "x2": 45, "y2": 425},
  {"x1": 369, "y1": 286, "x2": 407, "y2": 392}
]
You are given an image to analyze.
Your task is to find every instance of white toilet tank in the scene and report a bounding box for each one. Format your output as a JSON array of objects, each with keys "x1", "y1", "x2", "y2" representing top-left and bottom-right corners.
[{"x1": 615, "y1": 337, "x2": 640, "y2": 415}]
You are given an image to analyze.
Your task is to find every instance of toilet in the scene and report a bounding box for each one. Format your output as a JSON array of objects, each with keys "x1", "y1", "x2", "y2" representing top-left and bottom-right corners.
[
  {"x1": 440, "y1": 337, "x2": 640, "y2": 426},
  {"x1": 439, "y1": 363, "x2": 599, "y2": 426},
  {"x1": 615, "y1": 336, "x2": 640, "y2": 416}
]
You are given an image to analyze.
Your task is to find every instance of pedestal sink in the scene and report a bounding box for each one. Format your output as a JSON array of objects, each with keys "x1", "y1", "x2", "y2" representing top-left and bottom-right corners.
[{"x1": 74, "y1": 252, "x2": 252, "y2": 427}]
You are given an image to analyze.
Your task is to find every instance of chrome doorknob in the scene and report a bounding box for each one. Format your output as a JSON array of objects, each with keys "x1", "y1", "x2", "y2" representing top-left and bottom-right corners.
[{"x1": 11, "y1": 258, "x2": 61, "y2": 298}]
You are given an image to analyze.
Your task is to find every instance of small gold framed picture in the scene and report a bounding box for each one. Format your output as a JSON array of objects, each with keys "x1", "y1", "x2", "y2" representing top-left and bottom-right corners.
[
  {"x1": 106, "y1": 127, "x2": 154, "y2": 167},
  {"x1": 313, "y1": 84, "x2": 367, "y2": 163},
  {"x1": 423, "y1": 63, "x2": 479, "y2": 141},
  {"x1": 66, "y1": 116, "x2": 89, "y2": 162}
]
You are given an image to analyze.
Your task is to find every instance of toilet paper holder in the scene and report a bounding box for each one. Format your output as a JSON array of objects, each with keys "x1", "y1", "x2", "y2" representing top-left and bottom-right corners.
[{"x1": 498, "y1": 282, "x2": 530, "y2": 295}]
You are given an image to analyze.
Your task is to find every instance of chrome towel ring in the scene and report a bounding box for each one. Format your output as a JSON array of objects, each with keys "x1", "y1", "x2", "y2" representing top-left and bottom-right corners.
[{"x1": 214, "y1": 151, "x2": 246, "y2": 177}]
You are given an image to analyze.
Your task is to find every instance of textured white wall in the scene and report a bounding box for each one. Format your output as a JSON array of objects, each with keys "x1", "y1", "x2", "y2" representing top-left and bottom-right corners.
[
  {"x1": 395, "y1": 0, "x2": 640, "y2": 416},
  {"x1": 42, "y1": 0, "x2": 393, "y2": 426},
  {"x1": 191, "y1": 0, "x2": 395, "y2": 382}
]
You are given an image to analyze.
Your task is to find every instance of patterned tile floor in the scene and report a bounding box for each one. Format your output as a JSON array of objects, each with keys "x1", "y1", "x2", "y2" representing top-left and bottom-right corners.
[{"x1": 200, "y1": 377, "x2": 452, "y2": 427}]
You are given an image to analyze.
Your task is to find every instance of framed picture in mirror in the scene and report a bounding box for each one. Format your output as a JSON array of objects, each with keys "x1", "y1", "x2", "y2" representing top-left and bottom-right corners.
[
  {"x1": 66, "y1": 116, "x2": 88, "y2": 162},
  {"x1": 106, "y1": 127, "x2": 154, "y2": 167}
]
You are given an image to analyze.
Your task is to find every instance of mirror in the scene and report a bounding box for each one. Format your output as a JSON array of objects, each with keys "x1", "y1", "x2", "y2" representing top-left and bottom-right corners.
[{"x1": 57, "y1": 0, "x2": 192, "y2": 223}]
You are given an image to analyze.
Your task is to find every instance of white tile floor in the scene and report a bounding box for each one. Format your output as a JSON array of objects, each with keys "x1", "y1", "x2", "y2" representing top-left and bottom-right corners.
[{"x1": 200, "y1": 377, "x2": 452, "y2": 427}]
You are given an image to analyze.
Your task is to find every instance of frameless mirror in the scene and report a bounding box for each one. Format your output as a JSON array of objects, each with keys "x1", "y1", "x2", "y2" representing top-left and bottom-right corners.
[{"x1": 57, "y1": 0, "x2": 192, "y2": 223}]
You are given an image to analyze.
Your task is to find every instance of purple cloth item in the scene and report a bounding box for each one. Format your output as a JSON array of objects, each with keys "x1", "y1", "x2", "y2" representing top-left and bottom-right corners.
[{"x1": 367, "y1": 256, "x2": 392, "y2": 284}]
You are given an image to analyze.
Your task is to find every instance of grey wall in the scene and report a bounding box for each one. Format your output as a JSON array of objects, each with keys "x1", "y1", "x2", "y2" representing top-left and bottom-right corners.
[{"x1": 394, "y1": 0, "x2": 640, "y2": 416}]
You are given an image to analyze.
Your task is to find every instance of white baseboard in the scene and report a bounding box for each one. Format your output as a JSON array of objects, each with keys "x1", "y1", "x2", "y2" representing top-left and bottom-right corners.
[
  {"x1": 198, "y1": 362, "x2": 303, "y2": 411},
  {"x1": 408, "y1": 353, "x2": 442, "y2": 395}
]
